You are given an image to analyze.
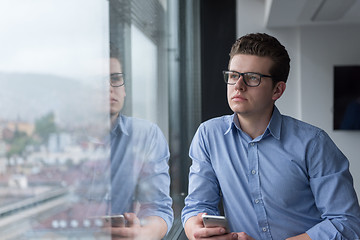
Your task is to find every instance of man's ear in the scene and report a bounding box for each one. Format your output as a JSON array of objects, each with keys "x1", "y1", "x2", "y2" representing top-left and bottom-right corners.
[{"x1": 272, "y1": 81, "x2": 286, "y2": 101}]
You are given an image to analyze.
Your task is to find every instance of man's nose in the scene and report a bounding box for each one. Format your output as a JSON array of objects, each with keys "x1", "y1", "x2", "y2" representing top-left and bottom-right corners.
[{"x1": 234, "y1": 76, "x2": 246, "y2": 91}]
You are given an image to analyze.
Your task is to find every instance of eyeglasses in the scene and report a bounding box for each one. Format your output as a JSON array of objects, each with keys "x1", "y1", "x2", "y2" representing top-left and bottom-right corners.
[
  {"x1": 223, "y1": 70, "x2": 273, "y2": 87},
  {"x1": 110, "y1": 73, "x2": 125, "y2": 87}
]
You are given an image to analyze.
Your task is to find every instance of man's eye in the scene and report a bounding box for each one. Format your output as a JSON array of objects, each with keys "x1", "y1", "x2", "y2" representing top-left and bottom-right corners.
[
  {"x1": 246, "y1": 74, "x2": 259, "y2": 81},
  {"x1": 230, "y1": 73, "x2": 238, "y2": 79},
  {"x1": 111, "y1": 76, "x2": 121, "y2": 82}
]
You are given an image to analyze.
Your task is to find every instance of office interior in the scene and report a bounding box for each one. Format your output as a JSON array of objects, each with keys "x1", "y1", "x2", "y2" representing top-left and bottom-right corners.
[{"x1": 0, "y1": 0, "x2": 359, "y2": 239}]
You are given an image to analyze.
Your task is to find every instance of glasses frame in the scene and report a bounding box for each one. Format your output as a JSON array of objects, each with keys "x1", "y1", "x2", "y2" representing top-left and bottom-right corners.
[
  {"x1": 223, "y1": 70, "x2": 273, "y2": 87},
  {"x1": 110, "y1": 72, "x2": 125, "y2": 87}
]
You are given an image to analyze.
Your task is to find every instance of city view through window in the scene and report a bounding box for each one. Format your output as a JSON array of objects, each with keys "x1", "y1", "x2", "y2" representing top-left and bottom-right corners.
[{"x1": 0, "y1": 1, "x2": 113, "y2": 238}]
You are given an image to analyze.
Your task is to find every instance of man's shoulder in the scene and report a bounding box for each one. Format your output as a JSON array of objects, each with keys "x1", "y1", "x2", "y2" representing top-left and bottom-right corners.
[
  {"x1": 198, "y1": 115, "x2": 233, "y2": 133},
  {"x1": 281, "y1": 114, "x2": 323, "y2": 136},
  {"x1": 120, "y1": 115, "x2": 160, "y2": 135},
  {"x1": 202, "y1": 115, "x2": 232, "y2": 125},
  {"x1": 123, "y1": 115, "x2": 155, "y2": 126}
]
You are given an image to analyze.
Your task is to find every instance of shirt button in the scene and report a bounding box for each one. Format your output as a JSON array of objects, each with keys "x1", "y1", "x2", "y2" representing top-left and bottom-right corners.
[
  {"x1": 255, "y1": 199, "x2": 260, "y2": 204},
  {"x1": 251, "y1": 170, "x2": 256, "y2": 175},
  {"x1": 250, "y1": 142, "x2": 255, "y2": 146},
  {"x1": 262, "y1": 227, "x2": 267, "y2": 232}
]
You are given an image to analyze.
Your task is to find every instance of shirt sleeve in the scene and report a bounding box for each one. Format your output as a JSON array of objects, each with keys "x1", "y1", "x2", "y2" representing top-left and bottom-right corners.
[
  {"x1": 181, "y1": 124, "x2": 222, "y2": 226},
  {"x1": 306, "y1": 130, "x2": 360, "y2": 240},
  {"x1": 136, "y1": 124, "x2": 174, "y2": 235}
]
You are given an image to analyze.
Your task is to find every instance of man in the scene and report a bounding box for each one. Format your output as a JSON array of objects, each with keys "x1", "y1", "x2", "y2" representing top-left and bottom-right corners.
[
  {"x1": 88, "y1": 55, "x2": 173, "y2": 239},
  {"x1": 181, "y1": 33, "x2": 360, "y2": 240}
]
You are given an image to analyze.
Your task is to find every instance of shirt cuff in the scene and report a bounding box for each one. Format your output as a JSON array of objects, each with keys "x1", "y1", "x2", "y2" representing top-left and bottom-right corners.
[
  {"x1": 181, "y1": 212, "x2": 198, "y2": 227},
  {"x1": 306, "y1": 219, "x2": 342, "y2": 240}
]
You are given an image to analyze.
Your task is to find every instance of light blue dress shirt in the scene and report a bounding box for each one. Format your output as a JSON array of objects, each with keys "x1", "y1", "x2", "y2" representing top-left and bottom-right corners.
[
  {"x1": 182, "y1": 106, "x2": 360, "y2": 240},
  {"x1": 87, "y1": 114, "x2": 173, "y2": 234}
]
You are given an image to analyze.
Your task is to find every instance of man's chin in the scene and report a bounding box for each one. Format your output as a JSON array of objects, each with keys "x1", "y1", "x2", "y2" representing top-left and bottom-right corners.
[{"x1": 110, "y1": 110, "x2": 120, "y2": 117}]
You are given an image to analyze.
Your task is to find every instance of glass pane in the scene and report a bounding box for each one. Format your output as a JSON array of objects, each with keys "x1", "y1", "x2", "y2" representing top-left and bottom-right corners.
[
  {"x1": 1, "y1": 0, "x2": 199, "y2": 239},
  {"x1": 107, "y1": 0, "x2": 173, "y2": 239},
  {"x1": 0, "y1": 0, "x2": 111, "y2": 239},
  {"x1": 131, "y1": 24, "x2": 158, "y2": 123}
]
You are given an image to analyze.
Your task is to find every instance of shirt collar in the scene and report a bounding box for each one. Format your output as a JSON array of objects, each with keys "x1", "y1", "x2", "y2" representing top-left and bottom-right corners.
[
  {"x1": 111, "y1": 114, "x2": 130, "y2": 137},
  {"x1": 224, "y1": 114, "x2": 241, "y2": 135},
  {"x1": 268, "y1": 106, "x2": 281, "y2": 140},
  {"x1": 224, "y1": 106, "x2": 282, "y2": 141}
]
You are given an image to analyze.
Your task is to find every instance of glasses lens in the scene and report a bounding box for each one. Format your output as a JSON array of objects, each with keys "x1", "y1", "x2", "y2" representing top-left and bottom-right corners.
[
  {"x1": 244, "y1": 73, "x2": 261, "y2": 86},
  {"x1": 224, "y1": 71, "x2": 239, "y2": 85},
  {"x1": 110, "y1": 73, "x2": 124, "y2": 86}
]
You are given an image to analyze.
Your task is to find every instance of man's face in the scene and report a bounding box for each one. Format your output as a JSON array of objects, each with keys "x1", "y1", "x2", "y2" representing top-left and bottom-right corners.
[
  {"x1": 227, "y1": 54, "x2": 280, "y2": 119},
  {"x1": 109, "y1": 58, "x2": 126, "y2": 116}
]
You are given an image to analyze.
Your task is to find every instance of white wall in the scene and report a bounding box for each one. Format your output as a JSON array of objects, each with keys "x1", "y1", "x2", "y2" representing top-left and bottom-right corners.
[
  {"x1": 300, "y1": 25, "x2": 360, "y2": 195},
  {"x1": 237, "y1": 0, "x2": 360, "y2": 197}
]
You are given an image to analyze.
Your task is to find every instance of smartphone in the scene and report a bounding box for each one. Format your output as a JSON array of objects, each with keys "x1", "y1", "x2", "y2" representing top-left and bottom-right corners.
[
  {"x1": 202, "y1": 214, "x2": 230, "y2": 233},
  {"x1": 100, "y1": 214, "x2": 126, "y2": 227}
]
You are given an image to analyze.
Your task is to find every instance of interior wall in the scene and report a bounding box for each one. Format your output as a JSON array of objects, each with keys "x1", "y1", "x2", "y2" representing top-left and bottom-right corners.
[
  {"x1": 236, "y1": 0, "x2": 360, "y2": 197},
  {"x1": 300, "y1": 25, "x2": 360, "y2": 195}
]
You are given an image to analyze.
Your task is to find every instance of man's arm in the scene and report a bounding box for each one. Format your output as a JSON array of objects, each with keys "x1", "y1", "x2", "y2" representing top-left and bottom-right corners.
[
  {"x1": 286, "y1": 233, "x2": 312, "y2": 240},
  {"x1": 181, "y1": 124, "x2": 223, "y2": 223},
  {"x1": 138, "y1": 215, "x2": 168, "y2": 239},
  {"x1": 135, "y1": 122, "x2": 174, "y2": 234},
  {"x1": 109, "y1": 213, "x2": 168, "y2": 240},
  {"x1": 305, "y1": 130, "x2": 360, "y2": 239}
]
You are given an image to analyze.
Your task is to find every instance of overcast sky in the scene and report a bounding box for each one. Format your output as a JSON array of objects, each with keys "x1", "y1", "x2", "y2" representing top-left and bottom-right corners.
[{"x1": 0, "y1": 0, "x2": 109, "y2": 84}]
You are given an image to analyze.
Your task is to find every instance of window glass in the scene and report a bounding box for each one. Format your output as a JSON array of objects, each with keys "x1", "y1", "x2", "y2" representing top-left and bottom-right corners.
[
  {"x1": 0, "y1": 0, "x2": 200, "y2": 239},
  {"x1": 131, "y1": 24, "x2": 158, "y2": 124},
  {"x1": 0, "y1": 0, "x2": 111, "y2": 238}
]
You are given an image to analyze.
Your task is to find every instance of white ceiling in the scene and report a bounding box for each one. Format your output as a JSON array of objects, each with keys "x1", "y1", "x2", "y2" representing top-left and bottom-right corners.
[{"x1": 265, "y1": 0, "x2": 360, "y2": 28}]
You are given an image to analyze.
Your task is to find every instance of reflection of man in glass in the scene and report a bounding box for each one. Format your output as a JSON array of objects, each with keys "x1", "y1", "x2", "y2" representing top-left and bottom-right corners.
[
  {"x1": 103, "y1": 55, "x2": 173, "y2": 239},
  {"x1": 109, "y1": 58, "x2": 127, "y2": 123}
]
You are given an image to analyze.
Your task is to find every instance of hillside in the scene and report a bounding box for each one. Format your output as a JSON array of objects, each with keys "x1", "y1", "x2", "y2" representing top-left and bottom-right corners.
[{"x1": 1, "y1": 72, "x2": 109, "y2": 127}]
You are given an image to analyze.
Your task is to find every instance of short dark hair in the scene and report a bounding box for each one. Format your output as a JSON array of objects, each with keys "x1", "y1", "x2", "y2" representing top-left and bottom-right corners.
[
  {"x1": 229, "y1": 33, "x2": 290, "y2": 83},
  {"x1": 110, "y1": 41, "x2": 123, "y2": 64}
]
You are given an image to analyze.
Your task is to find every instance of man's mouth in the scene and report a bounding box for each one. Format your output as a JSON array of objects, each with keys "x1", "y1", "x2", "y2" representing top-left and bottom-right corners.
[{"x1": 232, "y1": 95, "x2": 247, "y2": 101}]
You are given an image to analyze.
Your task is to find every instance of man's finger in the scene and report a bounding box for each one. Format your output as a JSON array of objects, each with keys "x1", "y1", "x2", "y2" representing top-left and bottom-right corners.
[
  {"x1": 124, "y1": 213, "x2": 140, "y2": 227},
  {"x1": 194, "y1": 226, "x2": 227, "y2": 238}
]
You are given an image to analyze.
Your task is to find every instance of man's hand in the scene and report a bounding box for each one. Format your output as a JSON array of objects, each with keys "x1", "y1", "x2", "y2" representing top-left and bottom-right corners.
[
  {"x1": 184, "y1": 213, "x2": 239, "y2": 240},
  {"x1": 103, "y1": 213, "x2": 167, "y2": 240},
  {"x1": 107, "y1": 213, "x2": 140, "y2": 239},
  {"x1": 235, "y1": 232, "x2": 256, "y2": 240}
]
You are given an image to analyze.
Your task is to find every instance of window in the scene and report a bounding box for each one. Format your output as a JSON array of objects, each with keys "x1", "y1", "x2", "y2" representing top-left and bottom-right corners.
[
  {"x1": 0, "y1": 0, "x2": 111, "y2": 238},
  {"x1": 0, "y1": 0, "x2": 203, "y2": 238}
]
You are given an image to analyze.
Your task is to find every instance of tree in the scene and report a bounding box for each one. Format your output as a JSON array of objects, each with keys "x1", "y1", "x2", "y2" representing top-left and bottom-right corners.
[
  {"x1": 6, "y1": 130, "x2": 30, "y2": 158},
  {"x1": 34, "y1": 112, "x2": 57, "y2": 144}
]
